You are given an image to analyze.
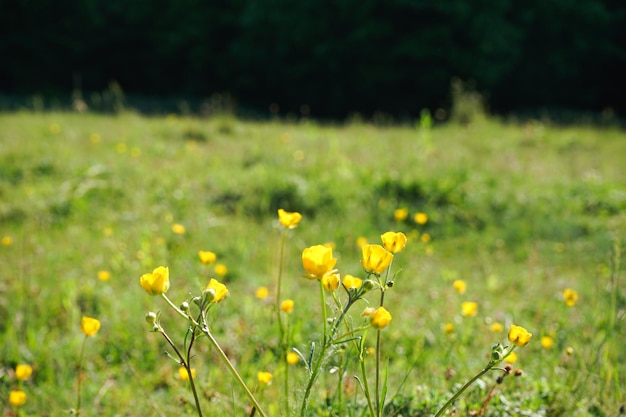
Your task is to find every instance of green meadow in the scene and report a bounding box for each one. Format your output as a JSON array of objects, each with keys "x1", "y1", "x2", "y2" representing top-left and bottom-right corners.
[{"x1": 0, "y1": 111, "x2": 624, "y2": 416}]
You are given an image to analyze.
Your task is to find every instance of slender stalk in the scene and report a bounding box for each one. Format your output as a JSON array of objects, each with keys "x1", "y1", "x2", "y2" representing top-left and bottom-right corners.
[
  {"x1": 275, "y1": 229, "x2": 290, "y2": 415},
  {"x1": 75, "y1": 335, "x2": 88, "y2": 416},
  {"x1": 359, "y1": 340, "x2": 377, "y2": 417},
  {"x1": 161, "y1": 294, "x2": 191, "y2": 321}
]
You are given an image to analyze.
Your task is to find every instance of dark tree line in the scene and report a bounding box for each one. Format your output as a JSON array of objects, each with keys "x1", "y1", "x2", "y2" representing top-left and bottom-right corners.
[{"x1": 1, "y1": 0, "x2": 625, "y2": 118}]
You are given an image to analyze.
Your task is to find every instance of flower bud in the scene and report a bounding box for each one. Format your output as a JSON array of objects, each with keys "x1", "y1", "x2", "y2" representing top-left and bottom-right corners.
[
  {"x1": 362, "y1": 279, "x2": 376, "y2": 291},
  {"x1": 145, "y1": 311, "x2": 158, "y2": 324},
  {"x1": 180, "y1": 301, "x2": 190, "y2": 312},
  {"x1": 192, "y1": 296, "x2": 203, "y2": 306}
]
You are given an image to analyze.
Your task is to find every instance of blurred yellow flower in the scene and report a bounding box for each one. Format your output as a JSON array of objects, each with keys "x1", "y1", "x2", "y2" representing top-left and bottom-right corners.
[
  {"x1": 394, "y1": 208, "x2": 409, "y2": 222},
  {"x1": 361, "y1": 307, "x2": 376, "y2": 317},
  {"x1": 563, "y1": 288, "x2": 578, "y2": 307},
  {"x1": 322, "y1": 272, "x2": 340, "y2": 291},
  {"x1": 302, "y1": 245, "x2": 337, "y2": 279},
  {"x1": 15, "y1": 364, "x2": 33, "y2": 381},
  {"x1": 277, "y1": 208, "x2": 302, "y2": 229},
  {"x1": 116, "y1": 143, "x2": 127, "y2": 153},
  {"x1": 356, "y1": 236, "x2": 369, "y2": 248},
  {"x1": 171, "y1": 223, "x2": 186, "y2": 235},
  {"x1": 342, "y1": 275, "x2": 363, "y2": 291},
  {"x1": 280, "y1": 299, "x2": 294, "y2": 313},
  {"x1": 420, "y1": 233, "x2": 431, "y2": 243},
  {"x1": 214, "y1": 263, "x2": 228, "y2": 276},
  {"x1": 286, "y1": 352, "x2": 300, "y2": 365},
  {"x1": 198, "y1": 250, "x2": 217, "y2": 264},
  {"x1": 566, "y1": 346, "x2": 574, "y2": 356},
  {"x1": 444, "y1": 323, "x2": 455, "y2": 334},
  {"x1": 361, "y1": 244, "x2": 393, "y2": 274},
  {"x1": 540, "y1": 336, "x2": 554, "y2": 349},
  {"x1": 9, "y1": 390, "x2": 27, "y2": 406},
  {"x1": 491, "y1": 322, "x2": 504, "y2": 333},
  {"x1": 257, "y1": 371, "x2": 273, "y2": 385},
  {"x1": 89, "y1": 133, "x2": 101, "y2": 143},
  {"x1": 508, "y1": 324, "x2": 532, "y2": 347},
  {"x1": 381, "y1": 231, "x2": 407, "y2": 253},
  {"x1": 205, "y1": 278, "x2": 229, "y2": 303},
  {"x1": 370, "y1": 307, "x2": 392, "y2": 329},
  {"x1": 452, "y1": 280, "x2": 466, "y2": 294},
  {"x1": 504, "y1": 352, "x2": 518, "y2": 364},
  {"x1": 179, "y1": 367, "x2": 196, "y2": 380},
  {"x1": 97, "y1": 270, "x2": 111, "y2": 282},
  {"x1": 49, "y1": 123, "x2": 61, "y2": 134},
  {"x1": 130, "y1": 147, "x2": 141, "y2": 158},
  {"x1": 1, "y1": 236, "x2": 12, "y2": 246},
  {"x1": 414, "y1": 212, "x2": 428, "y2": 225},
  {"x1": 81, "y1": 316, "x2": 101, "y2": 337},
  {"x1": 140, "y1": 266, "x2": 170, "y2": 295},
  {"x1": 366, "y1": 346, "x2": 376, "y2": 356},
  {"x1": 461, "y1": 301, "x2": 478, "y2": 317},
  {"x1": 256, "y1": 286, "x2": 269, "y2": 299}
]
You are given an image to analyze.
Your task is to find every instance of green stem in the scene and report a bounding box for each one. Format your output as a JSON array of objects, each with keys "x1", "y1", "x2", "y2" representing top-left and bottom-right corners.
[
  {"x1": 375, "y1": 289, "x2": 385, "y2": 417},
  {"x1": 276, "y1": 229, "x2": 289, "y2": 415},
  {"x1": 161, "y1": 294, "x2": 194, "y2": 323},
  {"x1": 359, "y1": 334, "x2": 377, "y2": 417},
  {"x1": 75, "y1": 335, "x2": 88, "y2": 416}
]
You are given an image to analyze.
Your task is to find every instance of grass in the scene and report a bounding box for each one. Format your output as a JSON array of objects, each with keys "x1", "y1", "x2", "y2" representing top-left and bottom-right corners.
[{"x1": 0, "y1": 110, "x2": 624, "y2": 416}]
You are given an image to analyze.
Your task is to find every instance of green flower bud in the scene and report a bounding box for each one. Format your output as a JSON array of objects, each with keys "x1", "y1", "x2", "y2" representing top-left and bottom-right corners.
[{"x1": 145, "y1": 311, "x2": 158, "y2": 325}]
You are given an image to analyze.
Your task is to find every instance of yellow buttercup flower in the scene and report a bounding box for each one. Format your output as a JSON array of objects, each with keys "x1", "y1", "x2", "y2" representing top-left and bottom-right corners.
[
  {"x1": 179, "y1": 367, "x2": 196, "y2": 380},
  {"x1": 9, "y1": 390, "x2": 27, "y2": 406},
  {"x1": 452, "y1": 279, "x2": 467, "y2": 294},
  {"x1": 414, "y1": 212, "x2": 428, "y2": 225},
  {"x1": 321, "y1": 272, "x2": 340, "y2": 291},
  {"x1": 394, "y1": 208, "x2": 409, "y2": 222},
  {"x1": 256, "y1": 286, "x2": 269, "y2": 299},
  {"x1": 15, "y1": 364, "x2": 33, "y2": 381},
  {"x1": 356, "y1": 236, "x2": 369, "y2": 248},
  {"x1": 342, "y1": 275, "x2": 363, "y2": 291},
  {"x1": 80, "y1": 316, "x2": 101, "y2": 337},
  {"x1": 198, "y1": 250, "x2": 217, "y2": 264},
  {"x1": 504, "y1": 351, "x2": 518, "y2": 364},
  {"x1": 508, "y1": 324, "x2": 532, "y2": 347},
  {"x1": 302, "y1": 245, "x2": 337, "y2": 279},
  {"x1": 171, "y1": 223, "x2": 186, "y2": 235},
  {"x1": 140, "y1": 266, "x2": 170, "y2": 295},
  {"x1": 444, "y1": 323, "x2": 455, "y2": 334},
  {"x1": 541, "y1": 336, "x2": 554, "y2": 349},
  {"x1": 1, "y1": 236, "x2": 12, "y2": 246},
  {"x1": 286, "y1": 352, "x2": 300, "y2": 365},
  {"x1": 361, "y1": 244, "x2": 393, "y2": 274},
  {"x1": 420, "y1": 233, "x2": 431, "y2": 243},
  {"x1": 563, "y1": 288, "x2": 578, "y2": 307},
  {"x1": 214, "y1": 263, "x2": 228, "y2": 276},
  {"x1": 491, "y1": 322, "x2": 504, "y2": 333},
  {"x1": 277, "y1": 208, "x2": 302, "y2": 229},
  {"x1": 370, "y1": 306, "x2": 392, "y2": 329},
  {"x1": 280, "y1": 299, "x2": 295, "y2": 314},
  {"x1": 381, "y1": 231, "x2": 407, "y2": 254},
  {"x1": 97, "y1": 270, "x2": 111, "y2": 282},
  {"x1": 257, "y1": 371, "x2": 273, "y2": 385},
  {"x1": 205, "y1": 278, "x2": 229, "y2": 303},
  {"x1": 461, "y1": 301, "x2": 478, "y2": 317}
]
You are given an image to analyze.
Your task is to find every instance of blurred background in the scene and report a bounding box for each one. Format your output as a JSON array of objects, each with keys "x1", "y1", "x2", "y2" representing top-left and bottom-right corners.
[{"x1": 1, "y1": 0, "x2": 625, "y2": 120}]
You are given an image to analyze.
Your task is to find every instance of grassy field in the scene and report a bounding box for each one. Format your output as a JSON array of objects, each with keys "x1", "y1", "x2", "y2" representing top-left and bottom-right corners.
[{"x1": 0, "y1": 111, "x2": 624, "y2": 416}]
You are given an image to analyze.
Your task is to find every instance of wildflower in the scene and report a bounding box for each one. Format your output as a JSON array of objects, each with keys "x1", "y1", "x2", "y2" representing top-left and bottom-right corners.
[
  {"x1": 461, "y1": 301, "x2": 478, "y2": 317},
  {"x1": 256, "y1": 286, "x2": 269, "y2": 299},
  {"x1": 452, "y1": 280, "x2": 466, "y2": 294},
  {"x1": 80, "y1": 316, "x2": 101, "y2": 337},
  {"x1": 278, "y1": 208, "x2": 302, "y2": 229},
  {"x1": 214, "y1": 263, "x2": 228, "y2": 276},
  {"x1": 366, "y1": 346, "x2": 376, "y2": 355},
  {"x1": 540, "y1": 336, "x2": 554, "y2": 349},
  {"x1": 116, "y1": 143, "x2": 127, "y2": 153},
  {"x1": 97, "y1": 270, "x2": 111, "y2": 282},
  {"x1": 356, "y1": 236, "x2": 369, "y2": 248},
  {"x1": 394, "y1": 208, "x2": 409, "y2": 222},
  {"x1": 286, "y1": 352, "x2": 300, "y2": 365},
  {"x1": 491, "y1": 322, "x2": 504, "y2": 333},
  {"x1": 361, "y1": 307, "x2": 376, "y2": 317},
  {"x1": 381, "y1": 231, "x2": 407, "y2": 253},
  {"x1": 89, "y1": 133, "x2": 101, "y2": 143},
  {"x1": 420, "y1": 233, "x2": 431, "y2": 243},
  {"x1": 563, "y1": 288, "x2": 578, "y2": 307},
  {"x1": 302, "y1": 245, "x2": 337, "y2": 279},
  {"x1": 370, "y1": 307, "x2": 392, "y2": 329},
  {"x1": 9, "y1": 390, "x2": 27, "y2": 406},
  {"x1": 171, "y1": 223, "x2": 186, "y2": 235},
  {"x1": 414, "y1": 212, "x2": 428, "y2": 225},
  {"x1": 130, "y1": 147, "x2": 141, "y2": 157},
  {"x1": 342, "y1": 275, "x2": 363, "y2": 291},
  {"x1": 504, "y1": 352, "x2": 518, "y2": 364},
  {"x1": 508, "y1": 324, "x2": 532, "y2": 347},
  {"x1": 322, "y1": 272, "x2": 340, "y2": 291},
  {"x1": 1, "y1": 236, "x2": 12, "y2": 246},
  {"x1": 280, "y1": 299, "x2": 294, "y2": 314},
  {"x1": 361, "y1": 244, "x2": 393, "y2": 275},
  {"x1": 179, "y1": 367, "x2": 196, "y2": 381},
  {"x1": 444, "y1": 323, "x2": 455, "y2": 334},
  {"x1": 566, "y1": 347, "x2": 574, "y2": 356},
  {"x1": 198, "y1": 250, "x2": 217, "y2": 264},
  {"x1": 204, "y1": 278, "x2": 229, "y2": 303},
  {"x1": 49, "y1": 123, "x2": 61, "y2": 134},
  {"x1": 140, "y1": 266, "x2": 170, "y2": 296},
  {"x1": 15, "y1": 364, "x2": 33, "y2": 381},
  {"x1": 257, "y1": 371, "x2": 273, "y2": 385}
]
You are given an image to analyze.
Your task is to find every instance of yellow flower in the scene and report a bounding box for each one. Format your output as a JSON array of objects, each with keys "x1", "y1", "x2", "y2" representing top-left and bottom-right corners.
[
  {"x1": 540, "y1": 336, "x2": 554, "y2": 349},
  {"x1": 302, "y1": 245, "x2": 337, "y2": 279},
  {"x1": 81, "y1": 316, "x2": 101, "y2": 337},
  {"x1": 508, "y1": 324, "x2": 532, "y2": 347},
  {"x1": 205, "y1": 278, "x2": 229, "y2": 303},
  {"x1": 89, "y1": 133, "x2": 101, "y2": 143},
  {"x1": 278, "y1": 208, "x2": 302, "y2": 229},
  {"x1": 286, "y1": 352, "x2": 300, "y2": 365},
  {"x1": 214, "y1": 263, "x2": 228, "y2": 276},
  {"x1": 361, "y1": 244, "x2": 393, "y2": 274},
  {"x1": 198, "y1": 250, "x2": 217, "y2": 264},
  {"x1": 15, "y1": 364, "x2": 33, "y2": 381},
  {"x1": 9, "y1": 390, "x2": 27, "y2": 407},
  {"x1": 414, "y1": 212, "x2": 428, "y2": 225},
  {"x1": 321, "y1": 272, "x2": 340, "y2": 291},
  {"x1": 256, "y1": 286, "x2": 269, "y2": 299},
  {"x1": 49, "y1": 123, "x2": 61, "y2": 134},
  {"x1": 280, "y1": 299, "x2": 294, "y2": 313},
  {"x1": 491, "y1": 322, "x2": 504, "y2": 333},
  {"x1": 452, "y1": 280, "x2": 467, "y2": 294},
  {"x1": 97, "y1": 270, "x2": 111, "y2": 282},
  {"x1": 566, "y1": 346, "x2": 574, "y2": 356},
  {"x1": 172, "y1": 223, "x2": 186, "y2": 235},
  {"x1": 1, "y1": 236, "x2": 12, "y2": 246},
  {"x1": 179, "y1": 367, "x2": 196, "y2": 380},
  {"x1": 504, "y1": 352, "x2": 518, "y2": 364},
  {"x1": 381, "y1": 231, "x2": 407, "y2": 253},
  {"x1": 394, "y1": 208, "x2": 409, "y2": 222},
  {"x1": 257, "y1": 371, "x2": 273, "y2": 385},
  {"x1": 563, "y1": 288, "x2": 578, "y2": 307},
  {"x1": 461, "y1": 301, "x2": 478, "y2": 317},
  {"x1": 420, "y1": 233, "x2": 431, "y2": 243},
  {"x1": 444, "y1": 323, "x2": 455, "y2": 334},
  {"x1": 356, "y1": 236, "x2": 369, "y2": 248},
  {"x1": 370, "y1": 307, "x2": 392, "y2": 329},
  {"x1": 140, "y1": 266, "x2": 170, "y2": 295},
  {"x1": 342, "y1": 275, "x2": 363, "y2": 291}
]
